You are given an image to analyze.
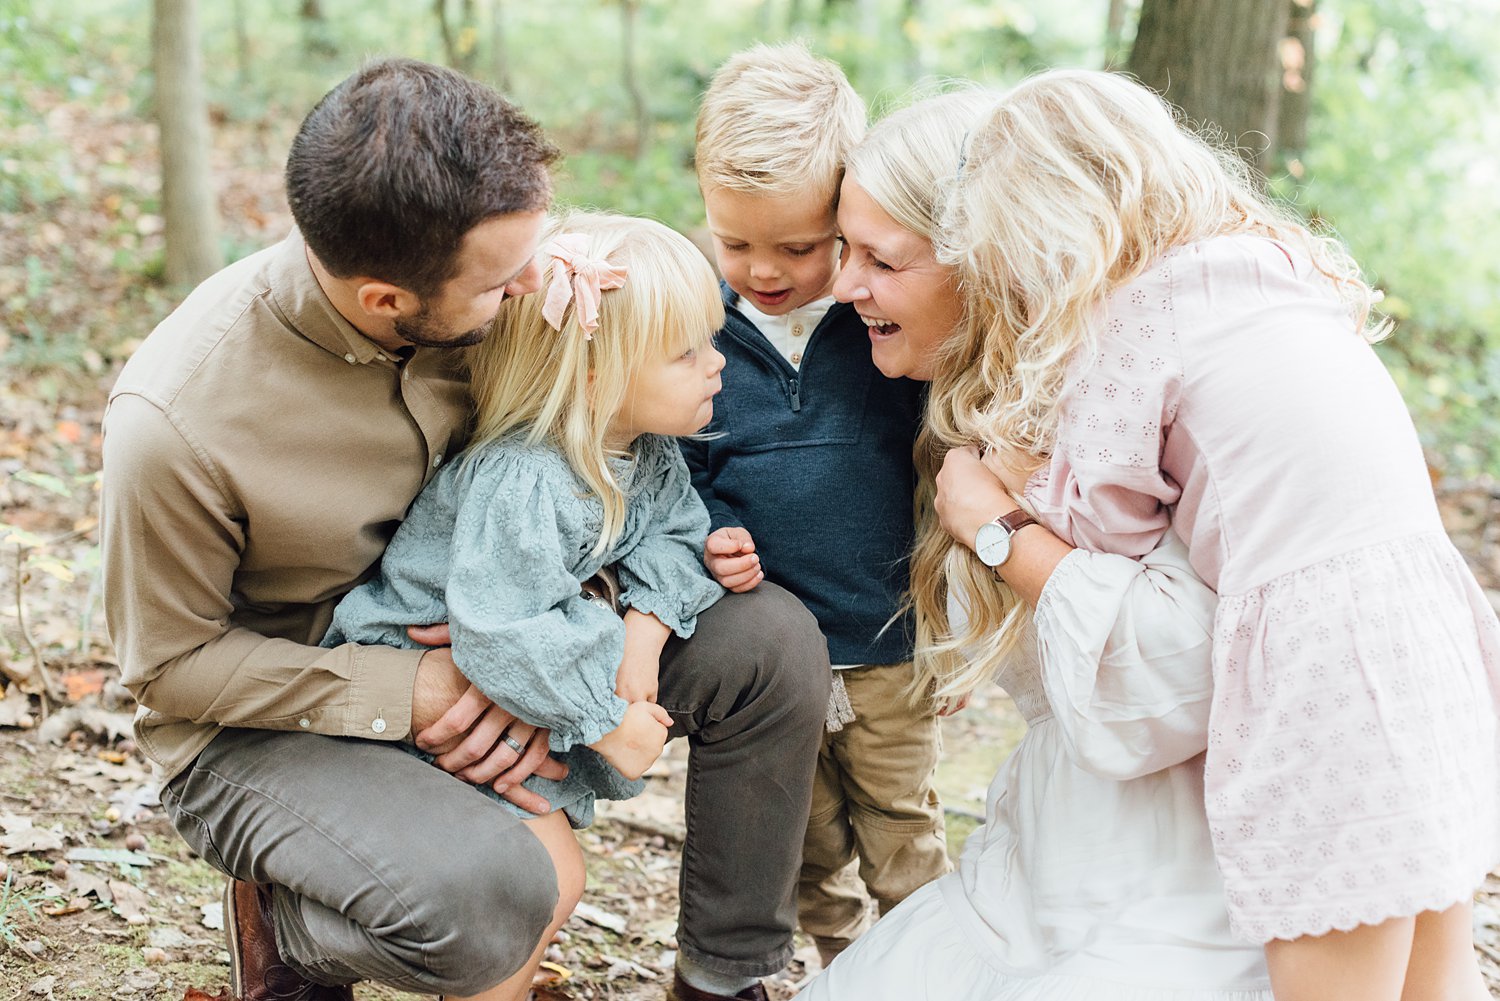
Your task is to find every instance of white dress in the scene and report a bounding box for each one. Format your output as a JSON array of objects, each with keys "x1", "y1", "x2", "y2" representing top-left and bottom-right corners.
[{"x1": 801, "y1": 531, "x2": 1271, "y2": 1000}]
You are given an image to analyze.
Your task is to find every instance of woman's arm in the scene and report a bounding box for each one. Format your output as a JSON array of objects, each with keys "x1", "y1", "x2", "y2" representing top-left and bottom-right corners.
[
  {"x1": 934, "y1": 443, "x2": 1070, "y2": 607},
  {"x1": 936, "y1": 442, "x2": 1215, "y2": 780},
  {"x1": 1032, "y1": 535, "x2": 1215, "y2": 780}
]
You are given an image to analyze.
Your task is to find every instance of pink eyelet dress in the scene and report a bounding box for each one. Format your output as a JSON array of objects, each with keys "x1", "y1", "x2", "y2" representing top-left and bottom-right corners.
[{"x1": 1025, "y1": 232, "x2": 1500, "y2": 943}]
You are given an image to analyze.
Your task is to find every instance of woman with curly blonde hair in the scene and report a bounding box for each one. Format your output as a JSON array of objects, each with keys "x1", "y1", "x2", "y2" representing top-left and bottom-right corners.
[
  {"x1": 914, "y1": 70, "x2": 1497, "y2": 1001},
  {"x1": 802, "y1": 86, "x2": 1273, "y2": 1001}
]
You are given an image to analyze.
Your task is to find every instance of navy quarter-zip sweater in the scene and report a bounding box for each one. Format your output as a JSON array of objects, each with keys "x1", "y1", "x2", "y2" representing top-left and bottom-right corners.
[{"x1": 680, "y1": 283, "x2": 924, "y2": 665}]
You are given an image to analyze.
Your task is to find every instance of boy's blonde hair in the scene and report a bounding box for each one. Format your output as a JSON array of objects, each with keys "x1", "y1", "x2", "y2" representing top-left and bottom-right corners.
[
  {"x1": 911, "y1": 69, "x2": 1388, "y2": 707},
  {"x1": 694, "y1": 41, "x2": 866, "y2": 201},
  {"x1": 466, "y1": 210, "x2": 724, "y2": 555}
]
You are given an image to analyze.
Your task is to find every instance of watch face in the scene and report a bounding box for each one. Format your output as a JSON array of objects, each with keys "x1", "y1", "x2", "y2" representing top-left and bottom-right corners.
[{"x1": 975, "y1": 521, "x2": 1012, "y2": 567}]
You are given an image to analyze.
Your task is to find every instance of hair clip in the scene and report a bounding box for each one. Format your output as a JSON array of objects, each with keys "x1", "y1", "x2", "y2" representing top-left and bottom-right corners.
[
  {"x1": 955, "y1": 128, "x2": 972, "y2": 180},
  {"x1": 540, "y1": 235, "x2": 629, "y2": 339}
]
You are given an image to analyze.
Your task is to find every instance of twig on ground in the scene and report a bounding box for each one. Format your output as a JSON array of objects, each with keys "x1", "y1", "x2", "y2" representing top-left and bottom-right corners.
[
  {"x1": 13, "y1": 544, "x2": 54, "y2": 723},
  {"x1": 603, "y1": 814, "x2": 684, "y2": 845}
]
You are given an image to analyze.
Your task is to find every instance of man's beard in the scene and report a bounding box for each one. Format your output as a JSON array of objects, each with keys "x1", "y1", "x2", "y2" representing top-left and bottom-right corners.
[{"x1": 392, "y1": 303, "x2": 494, "y2": 349}]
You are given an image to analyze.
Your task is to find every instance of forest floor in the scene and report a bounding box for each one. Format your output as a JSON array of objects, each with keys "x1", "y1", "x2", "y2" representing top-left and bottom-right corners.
[{"x1": 2, "y1": 67, "x2": 1499, "y2": 1001}]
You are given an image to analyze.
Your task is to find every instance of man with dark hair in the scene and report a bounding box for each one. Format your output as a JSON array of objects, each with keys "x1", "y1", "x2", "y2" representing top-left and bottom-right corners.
[{"x1": 101, "y1": 59, "x2": 828, "y2": 1001}]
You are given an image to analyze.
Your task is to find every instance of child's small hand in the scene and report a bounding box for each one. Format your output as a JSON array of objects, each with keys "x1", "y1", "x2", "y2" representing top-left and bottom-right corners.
[
  {"x1": 616, "y1": 649, "x2": 661, "y2": 704},
  {"x1": 590, "y1": 701, "x2": 673, "y2": 780},
  {"x1": 937, "y1": 692, "x2": 972, "y2": 717},
  {"x1": 617, "y1": 609, "x2": 668, "y2": 704},
  {"x1": 705, "y1": 526, "x2": 763, "y2": 592}
]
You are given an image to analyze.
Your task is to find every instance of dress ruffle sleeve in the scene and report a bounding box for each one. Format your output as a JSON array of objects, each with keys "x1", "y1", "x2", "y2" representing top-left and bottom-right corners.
[
  {"x1": 1033, "y1": 529, "x2": 1216, "y2": 781},
  {"x1": 614, "y1": 436, "x2": 724, "y2": 636},
  {"x1": 1025, "y1": 263, "x2": 1185, "y2": 558},
  {"x1": 444, "y1": 451, "x2": 629, "y2": 753}
]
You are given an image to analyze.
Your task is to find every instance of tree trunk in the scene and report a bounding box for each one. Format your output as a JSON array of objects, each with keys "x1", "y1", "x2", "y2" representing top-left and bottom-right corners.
[
  {"x1": 299, "y1": 0, "x2": 337, "y2": 56},
  {"x1": 489, "y1": 0, "x2": 512, "y2": 92},
  {"x1": 1103, "y1": 0, "x2": 1128, "y2": 67},
  {"x1": 903, "y1": 0, "x2": 925, "y2": 82},
  {"x1": 152, "y1": 0, "x2": 220, "y2": 287},
  {"x1": 231, "y1": 0, "x2": 251, "y2": 85},
  {"x1": 787, "y1": 0, "x2": 805, "y2": 33},
  {"x1": 1127, "y1": 0, "x2": 1291, "y2": 171},
  {"x1": 435, "y1": 0, "x2": 477, "y2": 73},
  {"x1": 620, "y1": 0, "x2": 649, "y2": 160},
  {"x1": 1277, "y1": 0, "x2": 1316, "y2": 161}
]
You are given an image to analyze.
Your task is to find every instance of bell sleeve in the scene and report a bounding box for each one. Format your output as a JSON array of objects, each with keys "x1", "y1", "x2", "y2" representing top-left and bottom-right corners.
[
  {"x1": 1032, "y1": 528, "x2": 1216, "y2": 781},
  {"x1": 445, "y1": 452, "x2": 630, "y2": 753},
  {"x1": 614, "y1": 437, "x2": 724, "y2": 636}
]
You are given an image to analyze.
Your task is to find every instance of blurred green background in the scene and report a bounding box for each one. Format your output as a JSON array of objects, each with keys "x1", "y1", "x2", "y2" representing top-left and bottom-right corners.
[{"x1": 2, "y1": 0, "x2": 1498, "y2": 475}]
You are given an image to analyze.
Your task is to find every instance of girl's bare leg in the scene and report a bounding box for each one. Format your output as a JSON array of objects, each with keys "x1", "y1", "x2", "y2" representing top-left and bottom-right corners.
[
  {"x1": 1400, "y1": 900, "x2": 1491, "y2": 1001},
  {"x1": 1265, "y1": 914, "x2": 1415, "y2": 1001},
  {"x1": 449, "y1": 810, "x2": 585, "y2": 1001}
]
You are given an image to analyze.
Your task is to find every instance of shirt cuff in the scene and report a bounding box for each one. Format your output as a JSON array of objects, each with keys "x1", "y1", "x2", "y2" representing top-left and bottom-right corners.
[{"x1": 347, "y1": 645, "x2": 423, "y2": 740}]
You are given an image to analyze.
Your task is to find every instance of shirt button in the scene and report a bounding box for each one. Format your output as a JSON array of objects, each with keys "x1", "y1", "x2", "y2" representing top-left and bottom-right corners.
[
  {"x1": 376, "y1": 353, "x2": 388, "y2": 362},
  {"x1": 791, "y1": 351, "x2": 802, "y2": 364},
  {"x1": 432, "y1": 453, "x2": 444, "y2": 468},
  {"x1": 371, "y1": 717, "x2": 387, "y2": 734},
  {"x1": 344, "y1": 353, "x2": 356, "y2": 364},
  {"x1": 792, "y1": 324, "x2": 804, "y2": 336},
  {"x1": 298, "y1": 718, "x2": 310, "y2": 728}
]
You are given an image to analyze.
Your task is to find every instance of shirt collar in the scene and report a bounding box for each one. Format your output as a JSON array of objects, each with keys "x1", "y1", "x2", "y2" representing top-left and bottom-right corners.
[
  {"x1": 733, "y1": 293, "x2": 838, "y2": 332},
  {"x1": 267, "y1": 228, "x2": 391, "y2": 366}
]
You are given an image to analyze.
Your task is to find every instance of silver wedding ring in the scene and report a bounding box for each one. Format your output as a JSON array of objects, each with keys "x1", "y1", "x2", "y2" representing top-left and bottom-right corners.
[{"x1": 502, "y1": 734, "x2": 526, "y2": 754}]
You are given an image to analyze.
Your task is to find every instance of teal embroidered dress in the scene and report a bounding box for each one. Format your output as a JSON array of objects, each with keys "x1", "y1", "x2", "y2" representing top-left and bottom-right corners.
[{"x1": 324, "y1": 433, "x2": 723, "y2": 825}]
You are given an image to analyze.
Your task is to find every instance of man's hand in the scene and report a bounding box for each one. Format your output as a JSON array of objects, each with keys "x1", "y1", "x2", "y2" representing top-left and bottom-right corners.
[
  {"x1": 407, "y1": 624, "x2": 568, "y2": 815},
  {"x1": 704, "y1": 526, "x2": 763, "y2": 592}
]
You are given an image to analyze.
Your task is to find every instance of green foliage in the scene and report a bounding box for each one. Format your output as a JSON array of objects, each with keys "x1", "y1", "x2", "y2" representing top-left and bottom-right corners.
[
  {"x1": 2, "y1": 0, "x2": 1497, "y2": 475},
  {"x1": 1284, "y1": 0, "x2": 1500, "y2": 477}
]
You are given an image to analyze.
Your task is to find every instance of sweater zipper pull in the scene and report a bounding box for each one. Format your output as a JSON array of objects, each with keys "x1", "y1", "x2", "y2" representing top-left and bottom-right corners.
[{"x1": 788, "y1": 377, "x2": 802, "y2": 412}]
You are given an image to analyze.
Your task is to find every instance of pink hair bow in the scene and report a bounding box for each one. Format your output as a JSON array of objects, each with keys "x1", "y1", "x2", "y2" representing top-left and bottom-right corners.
[{"x1": 540, "y1": 234, "x2": 628, "y2": 339}]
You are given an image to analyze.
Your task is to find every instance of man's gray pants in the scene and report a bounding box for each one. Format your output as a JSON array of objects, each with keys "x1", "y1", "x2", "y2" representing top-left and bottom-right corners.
[{"x1": 160, "y1": 584, "x2": 831, "y2": 995}]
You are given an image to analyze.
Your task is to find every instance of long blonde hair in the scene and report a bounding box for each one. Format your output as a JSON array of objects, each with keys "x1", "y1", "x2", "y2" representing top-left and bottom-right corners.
[
  {"x1": 914, "y1": 69, "x2": 1389, "y2": 705},
  {"x1": 842, "y1": 89, "x2": 1007, "y2": 708},
  {"x1": 466, "y1": 210, "x2": 724, "y2": 555}
]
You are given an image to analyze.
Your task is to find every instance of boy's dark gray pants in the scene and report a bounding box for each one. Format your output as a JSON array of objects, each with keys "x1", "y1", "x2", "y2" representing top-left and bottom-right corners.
[{"x1": 160, "y1": 584, "x2": 830, "y2": 995}]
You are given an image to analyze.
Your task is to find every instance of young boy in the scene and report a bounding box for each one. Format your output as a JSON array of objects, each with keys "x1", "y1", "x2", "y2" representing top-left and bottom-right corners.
[{"x1": 681, "y1": 42, "x2": 950, "y2": 988}]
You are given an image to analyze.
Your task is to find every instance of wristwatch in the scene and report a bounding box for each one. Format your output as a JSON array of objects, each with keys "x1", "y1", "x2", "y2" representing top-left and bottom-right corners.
[{"x1": 974, "y1": 509, "x2": 1038, "y2": 568}]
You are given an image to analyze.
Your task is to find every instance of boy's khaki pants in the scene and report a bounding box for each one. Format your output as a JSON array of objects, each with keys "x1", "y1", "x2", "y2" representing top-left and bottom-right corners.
[{"x1": 796, "y1": 662, "x2": 951, "y2": 962}]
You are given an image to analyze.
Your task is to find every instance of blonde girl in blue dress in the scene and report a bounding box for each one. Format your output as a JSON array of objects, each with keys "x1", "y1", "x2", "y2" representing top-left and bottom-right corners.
[{"x1": 326, "y1": 210, "x2": 728, "y2": 1001}]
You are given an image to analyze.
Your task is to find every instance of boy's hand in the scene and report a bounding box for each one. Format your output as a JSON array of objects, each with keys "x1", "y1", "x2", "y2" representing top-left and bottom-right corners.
[
  {"x1": 589, "y1": 701, "x2": 672, "y2": 780},
  {"x1": 937, "y1": 692, "x2": 973, "y2": 717},
  {"x1": 704, "y1": 526, "x2": 763, "y2": 592}
]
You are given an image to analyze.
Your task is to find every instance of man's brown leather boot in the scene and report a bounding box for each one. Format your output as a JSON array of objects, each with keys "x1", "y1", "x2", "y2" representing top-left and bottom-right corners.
[
  {"x1": 665, "y1": 972, "x2": 769, "y2": 1001},
  {"x1": 225, "y1": 879, "x2": 354, "y2": 1001}
]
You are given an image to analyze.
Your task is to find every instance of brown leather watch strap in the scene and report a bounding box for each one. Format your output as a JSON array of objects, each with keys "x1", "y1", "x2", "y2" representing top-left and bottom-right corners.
[{"x1": 996, "y1": 509, "x2": 1038, "y2": 534}]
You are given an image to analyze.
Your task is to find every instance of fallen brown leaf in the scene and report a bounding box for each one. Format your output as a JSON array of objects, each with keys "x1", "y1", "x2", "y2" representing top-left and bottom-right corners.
[
  {"x1": 182, "y1": 989, "x2": 232, "y2": 1001},
  {"x1": 63, "y1": 669, "x2": 106, "y2": 702},
  {"x1": 108, "y1": 878, "x2": 150, "y2": 923}
]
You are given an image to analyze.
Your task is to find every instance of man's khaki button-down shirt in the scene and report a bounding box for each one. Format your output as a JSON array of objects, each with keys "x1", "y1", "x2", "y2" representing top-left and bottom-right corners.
[{"x1": 101, "y1": 231, "x2": 471, "y2": 780}]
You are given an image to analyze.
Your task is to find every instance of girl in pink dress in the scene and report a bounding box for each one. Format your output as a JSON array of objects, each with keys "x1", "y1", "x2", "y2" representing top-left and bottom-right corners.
[{"x1": 921, "y1": 70, "x2": 1500, "y2": 1000}]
